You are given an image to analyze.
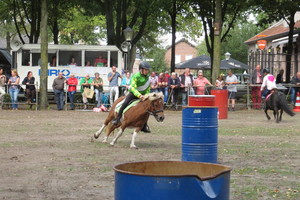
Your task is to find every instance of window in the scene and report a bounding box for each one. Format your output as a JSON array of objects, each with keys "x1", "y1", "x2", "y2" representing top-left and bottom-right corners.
[
  {"x1": 175, "y1": 55, "x2": 181, "y2": 64},
  {"x1": 85, "y1": 51, "x2": 108, "y2": 67},
  {"x1": 59, "y1": 51, "x2": 82, "y2": 66},
  {"x1": 185, "y1": 55, "x2": 193, "y2": 61},
  {"x1": 22, "y1": 50, "x2": 30, "y2": 66}
]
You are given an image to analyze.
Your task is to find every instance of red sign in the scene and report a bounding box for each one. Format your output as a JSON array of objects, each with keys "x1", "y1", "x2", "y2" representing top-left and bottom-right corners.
[{"x1": 257, "y1": 40, "x2": 267, "y2": 50}]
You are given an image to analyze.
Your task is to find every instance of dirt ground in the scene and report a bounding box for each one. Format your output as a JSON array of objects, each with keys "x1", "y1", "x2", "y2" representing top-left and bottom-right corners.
[{"x1": 0, "y1": 108, "x2": 299, "y2": 200}]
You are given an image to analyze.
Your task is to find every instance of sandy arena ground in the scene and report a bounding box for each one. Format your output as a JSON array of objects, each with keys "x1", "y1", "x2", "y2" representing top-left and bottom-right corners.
[{"x1": 0, "y1": 109, "x2": 299, "y2": 199}]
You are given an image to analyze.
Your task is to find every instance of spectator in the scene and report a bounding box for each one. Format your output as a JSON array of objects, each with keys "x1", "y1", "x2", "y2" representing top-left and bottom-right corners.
[
  {"x1": 52, "y1": 72, "x2": 66, "y2": 110},
  {"x1": 66, "y1": 74, "x2": 78, "y2": 110},
  {"x1": 225, "y1": 70, "x2": 239, "y2": 111},
  {"x1": 0, "y1": 67, "x2": 6, "y2": 105},
  {"x1": 158, "y1": 72, "x2": 169, "y2": 103},
  {"x1": 85, "y1": 61, "x2": 91, "y2": 66},
  {"x1": 290, "y1": 72, "x2": 300, "y2": 106},
  {"x1": 80, "y1": 74, "x2": 93, "y2": 110},
  {"x1": 120, "y1": 71, "x2": 131, "y2": 96},
  {"x1": 165, "y1": 71, "x2": 171, "y2": 79},
  {"x1": 251, "y1": 64, "x2": 263, "y2": 109},
  {"x1": 69, "y1": 56, "x2": 77, "y2": 65},
  {"x1": 107, "y1": 65, "x2": 122, "y2": 107},
  {"x1": 8, "y1": 69, "x2": 20, "y2": 110},
  {"x1": 150, "y1": 71, "x2": 159, "y2": 93},
  {"x1": 22, "y1": 71, "x2": 36, "y2": 105},
  {"x1": 94, "y1": 55, "x2": 107, "y2": 67},
  {"x1": 51, "y1": 56, "x2": 57, "y2": 67},
  {"x1": 215, "y1": 74, "x2": 225, "y2": 89},
  {"x1": 193, "y1": 70, "x2": 212, "y2": 95},
  {"x1": 276, "y1": 69, "x2": 284, "y2": 84},
  {"x1": 179, "y1": 68, "x2": 194, "y2": 106},
  {"x1": 93, "y1": 72, "x2": 103, "y2": 107},
  {"x1": 168, "y1": 72, "x2": 180, "y2": 110}
]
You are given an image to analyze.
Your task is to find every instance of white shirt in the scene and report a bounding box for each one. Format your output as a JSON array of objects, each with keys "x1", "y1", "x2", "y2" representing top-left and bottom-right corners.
[
  {"x1": 225, "y1": 74, "x2": 238, "y2": 92},
  {"x1": 261, "y1": 74, "x2": 277, "y2": 91}
]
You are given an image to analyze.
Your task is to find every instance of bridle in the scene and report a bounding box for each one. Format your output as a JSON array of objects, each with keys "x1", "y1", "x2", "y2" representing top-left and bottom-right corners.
[{"x1": 147, "y1": 98, "x2": 164, "y2": 117}]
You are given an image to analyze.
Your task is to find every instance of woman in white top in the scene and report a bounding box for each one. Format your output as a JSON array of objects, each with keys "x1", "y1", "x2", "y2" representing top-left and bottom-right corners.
[{"x1": 261, "y1": 68, "x2": 277, "y2": 99}]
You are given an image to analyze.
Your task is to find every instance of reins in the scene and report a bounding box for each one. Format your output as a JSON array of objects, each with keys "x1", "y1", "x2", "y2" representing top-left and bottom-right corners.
[{"x1": 146, "y1": 98, "x2": 164, "y2": 117}]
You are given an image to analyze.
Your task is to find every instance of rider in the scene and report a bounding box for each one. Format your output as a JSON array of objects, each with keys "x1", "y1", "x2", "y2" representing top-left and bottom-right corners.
[
  {"x1": 111, "y1": 61, "x2": 151, "y2": 133},
  {"x1": 261, "y1": 68, "x2": 277, "y2": 103}
]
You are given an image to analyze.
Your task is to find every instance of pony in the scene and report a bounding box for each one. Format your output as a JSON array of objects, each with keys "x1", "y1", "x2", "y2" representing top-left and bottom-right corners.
[
  {"x1": 94, "y1": 92, "x2": 165, "y2": 148},
  {"x1": 264, "y1": 89, "x2": 295, "y2": 123}
]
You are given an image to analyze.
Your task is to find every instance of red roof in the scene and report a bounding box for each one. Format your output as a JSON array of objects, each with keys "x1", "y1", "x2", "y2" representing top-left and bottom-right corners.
[{"x1": 245, "y1": 20, "x2": 300, "y2": 44}]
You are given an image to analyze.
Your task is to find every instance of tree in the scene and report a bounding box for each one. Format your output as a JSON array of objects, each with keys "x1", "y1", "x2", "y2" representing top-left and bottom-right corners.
[
  {"x1": 40, "y1": 0, "x2": 48, "y2": 109},
  {"x1": 191, "y1": 0, "x2": 250, "y2": 80},
  {"x1": 222, "y1": 20, "x2": 264, "y2": 64},
  {"x1": 12, "y1": 0, "x2": 41, "y2": 44}
]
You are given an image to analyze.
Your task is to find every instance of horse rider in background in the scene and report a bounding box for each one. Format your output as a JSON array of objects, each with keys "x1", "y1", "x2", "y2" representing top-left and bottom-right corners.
[
  {"x1": 261, "y1": 68, "x2": 277, "y2": 107},
  {"x1": 111, "y1": 61, "x2": 152, "y2": 133}
]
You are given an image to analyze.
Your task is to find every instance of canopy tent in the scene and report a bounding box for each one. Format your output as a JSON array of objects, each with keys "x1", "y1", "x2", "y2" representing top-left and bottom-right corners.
[
  {"x1": 0, "y1": 49, "x2": 11, "y2": 66},
  {"x1": 175, "y1": 55, "x2": 250, "y2": 70},
  {"x1": 175, "y1": 55, "x2": 211, "y2": 69},
  {"x1": 221, "y1": 58, "x2": 250, "y2": 70}
]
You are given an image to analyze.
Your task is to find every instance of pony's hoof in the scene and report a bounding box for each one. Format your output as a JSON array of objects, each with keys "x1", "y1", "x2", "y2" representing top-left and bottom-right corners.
[
  {"x1": 94, "y1": 132, "x2": 100, "y2": 139},
  {"x1": 102, "y1": 139, "x2": 108, "y2": 143},
  {"x1": 109, "y1": 142, "x2": 114, "y2": 146},
  {"x1": 130, "y1": 145, "x2": 138, "y2": 149}
]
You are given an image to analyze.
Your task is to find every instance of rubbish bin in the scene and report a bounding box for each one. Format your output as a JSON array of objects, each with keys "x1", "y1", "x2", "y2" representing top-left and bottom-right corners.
[
  {"x1": 211, "y1": 89, "x2": 228, "y2": 119},
  {"x1": 182, "y1": 107, "x2": 218, "y2": 163},
  {"x1": 114, "y1": 161, "x2": 232, "y2": 200}
]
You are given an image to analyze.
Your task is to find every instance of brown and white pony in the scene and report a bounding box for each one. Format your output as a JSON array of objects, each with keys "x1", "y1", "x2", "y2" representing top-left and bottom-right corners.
[{"x1": 94, "y1": 92, "x2": 165, "y2": 148}]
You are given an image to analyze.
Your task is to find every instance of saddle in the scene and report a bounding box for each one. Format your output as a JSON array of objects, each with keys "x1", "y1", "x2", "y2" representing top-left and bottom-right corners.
[{"x1": 115, "y1": 99, "x2": 141, "y2": 114}]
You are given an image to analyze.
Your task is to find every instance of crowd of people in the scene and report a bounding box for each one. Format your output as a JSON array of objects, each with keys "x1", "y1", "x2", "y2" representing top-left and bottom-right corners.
[{"x1": 1, "y1": 64, "x2": 300, "y2": 111}]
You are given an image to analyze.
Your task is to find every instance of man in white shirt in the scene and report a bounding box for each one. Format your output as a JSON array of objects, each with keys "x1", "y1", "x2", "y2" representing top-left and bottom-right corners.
[{"x1": 225, "y1": 70, "x2": 239, "y2": 111}]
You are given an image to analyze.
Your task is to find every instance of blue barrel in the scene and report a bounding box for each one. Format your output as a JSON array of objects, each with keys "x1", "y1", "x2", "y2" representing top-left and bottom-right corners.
[
  {"x1": 182, "y1": 107, "x2": 218, "y2": 163},
  {"x1": 114, "y1": 161, "x2": 231, "y2": 200}
]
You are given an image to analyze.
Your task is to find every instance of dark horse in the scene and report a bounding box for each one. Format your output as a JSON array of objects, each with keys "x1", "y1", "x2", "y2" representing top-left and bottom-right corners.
[
  {"x1": 93, "y1": 92, "x2": 165, "y2": 148},
  {"x1": 264, "y1": 89, "x2": 295, "y2": 123}
]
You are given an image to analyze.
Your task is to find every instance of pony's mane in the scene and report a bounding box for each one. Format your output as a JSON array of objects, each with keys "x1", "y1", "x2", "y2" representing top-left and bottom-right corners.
[{"x1": 144, "y1": 92, "x2": 164, "y2": 101}]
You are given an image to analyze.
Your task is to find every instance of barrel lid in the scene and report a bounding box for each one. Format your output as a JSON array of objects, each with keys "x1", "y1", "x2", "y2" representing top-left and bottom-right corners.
[{"x1": 114, "y1": 161, "x2": 232, "y2": 181}]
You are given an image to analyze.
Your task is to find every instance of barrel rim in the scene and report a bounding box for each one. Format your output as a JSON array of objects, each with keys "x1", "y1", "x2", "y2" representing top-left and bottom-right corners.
[
  {"x1": 189, "y1": 95, "x2": 216, "y2": 97},
  {"x1": 113, "y1": 160, "x2": 232, "y2": 181},
  {"x1": 182, "y1": 106, "x2": 218, "y2": 108}
]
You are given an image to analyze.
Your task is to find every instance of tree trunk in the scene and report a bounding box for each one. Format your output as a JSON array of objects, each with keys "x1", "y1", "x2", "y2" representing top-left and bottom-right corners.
[
  {"x1": 6, "y1": 31, "x2": 11, "y2": 51},
  {"x1": 40, "y1": 0, "x2": 48, "y2": 109},
  {"x1": 212, "y1": 0, "x2": 222, "y2": 84},
  {"x1": 170, "y1": 0, "x2": 176, "y2": 73},
  {"x1": 285, "y1": 11, "x2": 296, "y2": 83}
]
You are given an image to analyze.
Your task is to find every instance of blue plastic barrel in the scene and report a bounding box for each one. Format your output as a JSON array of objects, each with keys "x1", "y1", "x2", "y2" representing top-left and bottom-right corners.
[
  {"x1": 182, "y1": 107, "x2": 218, "y2": 163},
  {"x1": 114, "y1": 161, "x2": 231, "y2": 200}
]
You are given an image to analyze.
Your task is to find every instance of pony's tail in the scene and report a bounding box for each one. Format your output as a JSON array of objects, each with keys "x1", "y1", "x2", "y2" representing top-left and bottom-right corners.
[{"x1": 279, "y1": 93, "x2": 295, "y2": 116}]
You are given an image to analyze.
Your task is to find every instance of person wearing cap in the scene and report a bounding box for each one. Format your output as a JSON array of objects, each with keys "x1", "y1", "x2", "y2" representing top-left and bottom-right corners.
[
  {"x1": 261, "y1": 68, "x2": 277, "y2": 99},
  {"x1": 111, "y1": 61, "x2": 152, "y2": 133},
  {"x1": 194, "y1": 70, "x2": 212, "y2": 95}
]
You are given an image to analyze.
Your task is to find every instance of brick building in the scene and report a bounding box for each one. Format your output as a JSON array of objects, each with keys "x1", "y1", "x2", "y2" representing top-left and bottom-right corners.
[
  {"x1": 165, "y1": 39, "x2": 198, "y2": 74},
  {"x1": 245, "y1": 12, "x2": 300, "y2": 81}
]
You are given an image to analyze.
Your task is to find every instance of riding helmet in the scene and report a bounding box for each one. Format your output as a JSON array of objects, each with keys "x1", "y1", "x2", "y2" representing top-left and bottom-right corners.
[
  {"x1": 139, "y1": 61, "x2": 151, "y2": 70},
  {"x1": 263, "y1": 68, "x2": 269, "y2": 74}
]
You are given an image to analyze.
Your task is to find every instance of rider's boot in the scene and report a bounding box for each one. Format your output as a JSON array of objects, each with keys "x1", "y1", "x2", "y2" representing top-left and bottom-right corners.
[
  {"x1": 141, "y1": 123, "x2": 151, "y2": 133},
  {"x1": 111, "y1": 115, "x2": 121, "y2": 125}
]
